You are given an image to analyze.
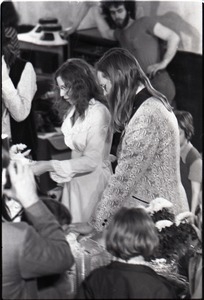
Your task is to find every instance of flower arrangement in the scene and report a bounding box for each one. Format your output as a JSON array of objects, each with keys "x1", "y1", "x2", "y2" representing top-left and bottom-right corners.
[
  {"x1": 175, "y1": 211, "x2": 194, "y2": 226},
  {"x1": 146, "y1": 198, "x2": 200, "y2": 264},
  {"x1": 146, "y1": 197, "x2": 173, "y2": 215},
  {"x1": 145, "y1": 198, "x2": 175, "y2": 223},
  {"x1": 155, "y1": 220, "x2": 173, "y2": 232},
  {"x1": 144, "y1": 198, "x2": 201, "y2": 298}
]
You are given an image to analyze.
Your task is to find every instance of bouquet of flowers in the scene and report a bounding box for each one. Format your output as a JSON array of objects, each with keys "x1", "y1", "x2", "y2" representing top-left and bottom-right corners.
[
  {"x1": 145, "y1": 198, "x2": 201, "y2": 298},
  {"x1": 146, "y1": 198, "x2": 200, "y2": 263}
]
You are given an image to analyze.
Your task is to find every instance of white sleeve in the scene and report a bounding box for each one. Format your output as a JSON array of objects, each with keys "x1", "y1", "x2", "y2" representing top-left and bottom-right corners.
[
  {"x1": 50, "y1": 106, "x2": 111, "y2": 183},
  {"x1": 2, "y1": 62, "x2": 37, "y2": 122}
]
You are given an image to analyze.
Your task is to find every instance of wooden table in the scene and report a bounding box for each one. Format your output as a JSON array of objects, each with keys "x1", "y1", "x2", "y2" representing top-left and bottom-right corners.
[{"x1": 19, "y1": 40, "x2": 69, "y2": 69}]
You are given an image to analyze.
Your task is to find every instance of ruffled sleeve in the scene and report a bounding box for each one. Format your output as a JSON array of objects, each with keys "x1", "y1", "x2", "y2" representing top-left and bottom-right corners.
[{"x1": 50, "y1": 104, "x2": 111, "y2": 183}]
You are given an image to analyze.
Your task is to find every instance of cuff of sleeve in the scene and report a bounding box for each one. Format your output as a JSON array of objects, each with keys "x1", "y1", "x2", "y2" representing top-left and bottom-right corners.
[
  {"x1": 51, "y1": 160, "x2": 72, "y2": 183},
  {"x1": 50, "y1": 171, "x2": 71, "y2": 183},
  {"x1": 89, "y1": 217, "x2": 108, "y2": 233}
]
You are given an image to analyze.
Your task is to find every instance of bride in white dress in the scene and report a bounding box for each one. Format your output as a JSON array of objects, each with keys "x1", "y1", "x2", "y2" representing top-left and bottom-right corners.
[{"x1": 32, "y1": 59, "x2": 113, "y2": 222}]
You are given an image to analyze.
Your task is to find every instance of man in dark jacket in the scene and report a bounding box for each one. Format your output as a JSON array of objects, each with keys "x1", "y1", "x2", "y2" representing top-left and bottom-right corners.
[{"x1": 2, "y1": 152, "x2": 74, "y2": 299}]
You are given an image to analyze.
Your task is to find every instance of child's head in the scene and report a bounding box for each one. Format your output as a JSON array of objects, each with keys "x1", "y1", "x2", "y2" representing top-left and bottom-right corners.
[
  {"x1": 174, "y1": 110, "x2": 194, "y2": 144},
  {"x1": 106, "y1": 207, "x2": 159, "y2": 260}
]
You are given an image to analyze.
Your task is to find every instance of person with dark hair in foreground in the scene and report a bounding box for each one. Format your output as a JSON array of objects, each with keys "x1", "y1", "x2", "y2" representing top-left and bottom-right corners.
[
  {"x1": 76, "y1": 207, "x2": 177, "y2": 299},
  {"x1": 2, "y1": 146, "x2": 74, "y2": 299}
]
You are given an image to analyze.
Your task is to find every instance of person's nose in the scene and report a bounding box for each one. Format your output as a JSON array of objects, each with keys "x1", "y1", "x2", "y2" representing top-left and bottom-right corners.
[{"x1": 115, "y1": 12, "x2": 120, "y2": 18}]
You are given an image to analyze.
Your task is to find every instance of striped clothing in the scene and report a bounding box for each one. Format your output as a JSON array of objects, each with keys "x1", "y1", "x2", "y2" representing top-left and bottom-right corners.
[{"x1": 5, "y1": 26, "x2": 20, "y2": 57}]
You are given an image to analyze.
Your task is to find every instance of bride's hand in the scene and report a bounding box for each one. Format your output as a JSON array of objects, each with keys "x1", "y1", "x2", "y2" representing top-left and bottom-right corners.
[
  {"x1": 66, "y1": 222, "x2": 94, "y2": 235},
  {"x1": 30, "y1": 160, "x2": 53, "y2": 176}
]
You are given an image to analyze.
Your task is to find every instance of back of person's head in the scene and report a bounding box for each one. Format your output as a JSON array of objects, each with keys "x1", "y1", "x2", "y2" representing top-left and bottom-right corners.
[
  {"x1": 1, "y1": 0, "x2": 19, "y2": 28},
  {"x1": 54, "y1": 58, "x2": 108, "y2": 119},
  {"x1": 21, "y1": 198, "x2": 72, "y2": 227},
  {"x1": 106, "y1": 207, "x2": 159, "y2": 260},
  {"x1": 96, "y1": 47, "x2": 170, "y2": 132},
  {"x1": 174, "y1": 110, "x2": 194, "y2": 141},
  {"x1": 101, "y1": 1, "x2": 136, "y2": 28}
]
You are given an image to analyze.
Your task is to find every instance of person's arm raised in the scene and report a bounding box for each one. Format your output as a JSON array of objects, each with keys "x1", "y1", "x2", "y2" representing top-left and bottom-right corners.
[
  {"x1": 8, "y1": 160, "x2": 74, "y2": 277},
  {"x1": 8, "y1": 161, "x2": 38, "y2": 208},
  {"x1": 62, "y1": 2, "x2": 97, "y2": 38},
  {"x1": 92, "y1": 5, "x2": 116, "y2": 40}
]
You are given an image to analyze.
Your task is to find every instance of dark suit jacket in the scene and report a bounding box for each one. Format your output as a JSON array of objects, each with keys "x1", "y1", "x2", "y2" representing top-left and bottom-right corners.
[
  {"x1": 2, "y1": 200, "x2": 74, "y2": 299},
  {"x1": 76, "y1": 261, "x2": 177, "y2": 299}
]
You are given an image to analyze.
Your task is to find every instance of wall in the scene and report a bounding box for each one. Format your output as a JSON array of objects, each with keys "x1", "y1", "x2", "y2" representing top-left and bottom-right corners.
[
  {"x1": 13, "y1": 1, "x2": 202, "y2": 54},
  {"x1": 137, "y1": 1, "x2": 202, "y2": 54},
  {"x1": 13, "y1": 1, "x2": 96, "y2": 31}
]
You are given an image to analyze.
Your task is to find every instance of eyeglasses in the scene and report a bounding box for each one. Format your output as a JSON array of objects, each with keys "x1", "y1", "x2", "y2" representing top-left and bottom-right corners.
[
  {"x1": 100, "y1": 84, "x2": 107, "y2": 92},
  {"x1": 57, "y1": 85, "x2": 72, "y2": 95}
]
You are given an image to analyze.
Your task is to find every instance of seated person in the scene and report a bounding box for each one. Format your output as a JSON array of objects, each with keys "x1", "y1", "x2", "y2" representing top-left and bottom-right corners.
[
  {"x1": 2, "y1": 146, "x2": 74, "y2": 299},
  {"x1": 174, "y1": 110, "x2": 202, "y2": 215},
  {"x1": 76, "y1": 207, "x2": 177, "y2": 299}
]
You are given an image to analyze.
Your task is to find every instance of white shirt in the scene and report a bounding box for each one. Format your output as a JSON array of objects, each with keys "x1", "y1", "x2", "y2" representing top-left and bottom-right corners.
[{"x1": 2, "y1": 58, "x2": 37, "y2": 138}]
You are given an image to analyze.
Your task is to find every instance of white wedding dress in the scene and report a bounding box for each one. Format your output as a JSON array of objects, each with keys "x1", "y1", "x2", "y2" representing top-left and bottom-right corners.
[{"x1": 50, "y1": 99, "x2": 112, "y2": 222}]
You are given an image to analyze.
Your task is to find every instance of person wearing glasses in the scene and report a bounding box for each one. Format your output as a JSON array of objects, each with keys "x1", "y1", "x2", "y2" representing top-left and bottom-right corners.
[
  {"x1": 67, "y1": 48, "x2": 189, "y2": 240},
  {"x1": 31, "y1": 58, "x2": 113, "y2": 223}
]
